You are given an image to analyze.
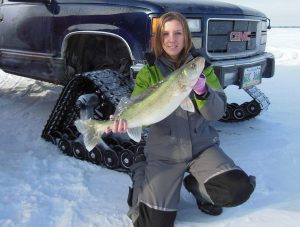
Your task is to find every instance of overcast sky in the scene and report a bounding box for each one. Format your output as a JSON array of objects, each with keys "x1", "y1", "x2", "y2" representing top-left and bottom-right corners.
[{"x1": 220, "y1": 0, "x2": 299, "y2": 26}]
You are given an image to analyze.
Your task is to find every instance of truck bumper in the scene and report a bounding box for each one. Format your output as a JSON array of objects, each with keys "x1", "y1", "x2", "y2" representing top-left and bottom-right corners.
[{"x1": 211, "y1": 52, "x2": 275, "y2": 88}]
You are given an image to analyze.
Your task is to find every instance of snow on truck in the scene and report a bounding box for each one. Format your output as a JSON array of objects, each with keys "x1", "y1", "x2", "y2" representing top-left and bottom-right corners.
[{"x1": 0, "y1": 0, "x2": 274, "y2": 171}]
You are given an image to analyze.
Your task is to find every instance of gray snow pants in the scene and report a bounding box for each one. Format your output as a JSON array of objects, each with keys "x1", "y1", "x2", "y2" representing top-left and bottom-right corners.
[{"x1": 127, "y1": 145, "x2": 255, "y2": 227}]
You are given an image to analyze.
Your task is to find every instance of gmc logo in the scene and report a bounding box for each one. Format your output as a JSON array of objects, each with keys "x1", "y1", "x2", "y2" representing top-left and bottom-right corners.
[{"x1": 229, "y1": 31, "x2": 251, "y2": 42}]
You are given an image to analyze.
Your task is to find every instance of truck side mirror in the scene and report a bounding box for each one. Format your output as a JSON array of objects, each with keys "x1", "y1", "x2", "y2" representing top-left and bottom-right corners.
[{"x1": 267, "y1": 18, "x2": 271, "y2": 29}]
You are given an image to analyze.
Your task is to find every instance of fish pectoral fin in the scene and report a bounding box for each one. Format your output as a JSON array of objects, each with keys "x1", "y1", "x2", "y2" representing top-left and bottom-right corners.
[
  {"x1": 180, "y1": 97, "x2": 195, "y2": 112},
  {"x1": 127, "y1": 127, "x2": 142, "y2": 143}
]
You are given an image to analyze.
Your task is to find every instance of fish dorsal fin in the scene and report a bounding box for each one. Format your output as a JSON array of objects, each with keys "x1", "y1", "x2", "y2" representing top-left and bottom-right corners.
[
  {"x1": 127, "y1": 127, "x2": 143, "y2": 143},
  {"x1": 115, "y1": 97, "x2": 132, "y2": 115},
  {"x1": 180, "y1": 97, "x2": 195, "y2": 112}
]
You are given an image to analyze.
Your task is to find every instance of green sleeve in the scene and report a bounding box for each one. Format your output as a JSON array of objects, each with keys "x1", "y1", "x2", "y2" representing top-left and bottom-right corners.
[
  {"x1": 131, "y1": 65, "x2": 164, "y2": 97},
  {"x1": 204, "y1": 66, "x2": 222, "y2": 89}
]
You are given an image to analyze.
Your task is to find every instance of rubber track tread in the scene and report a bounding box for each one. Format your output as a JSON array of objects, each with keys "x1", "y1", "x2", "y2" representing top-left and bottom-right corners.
[{"x1": 41, "y1": 69, "x2": 138, "y2": 172}]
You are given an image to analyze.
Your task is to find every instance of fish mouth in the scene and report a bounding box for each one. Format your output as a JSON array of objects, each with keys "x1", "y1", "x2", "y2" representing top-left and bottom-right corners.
[
  {"x1": 180, "y1": 57, "x2": 205, "y2": 86},
  {"x1": 188, "y1": 62, "x2": 205, "y2": 84}
]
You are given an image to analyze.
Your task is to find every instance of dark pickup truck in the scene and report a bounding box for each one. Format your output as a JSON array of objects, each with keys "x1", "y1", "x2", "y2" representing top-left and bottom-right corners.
[{"x1": 0, "y1": 0, "x2": 275, "y2": 170}]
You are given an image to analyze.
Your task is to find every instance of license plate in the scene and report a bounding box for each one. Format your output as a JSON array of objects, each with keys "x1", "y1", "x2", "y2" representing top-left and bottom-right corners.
[{"x1": 241, "y1": 66, "x2": 262, "y2": 88}]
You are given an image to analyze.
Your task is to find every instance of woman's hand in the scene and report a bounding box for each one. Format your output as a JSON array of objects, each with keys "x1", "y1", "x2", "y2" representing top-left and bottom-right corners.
[
  {"x1": 193, "y1": 73, "x2": 207, "y2": 95},
  {"x1": 105, "y1": 115, "x2": 128, "y2": 134}
]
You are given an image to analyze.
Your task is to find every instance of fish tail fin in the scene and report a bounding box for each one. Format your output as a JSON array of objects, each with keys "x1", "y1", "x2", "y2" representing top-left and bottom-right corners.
[{"x1": 74, "y1": 119, "x2": 103, "y2": 151}]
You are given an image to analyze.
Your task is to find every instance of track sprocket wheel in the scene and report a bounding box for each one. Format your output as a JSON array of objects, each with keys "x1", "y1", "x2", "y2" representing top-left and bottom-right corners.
[
  {"x1": 58, "y1": 138, "x2": 73, "y2": 156},
  {"x1": 233, "y1": 107, "x2": 246, "y2": 120},
  {"x1": 103, "y1": 150, "x2": 119, "y2": 169},
  {"x1": 120, "y1": 149, "x2": 135, "y2": 169},
  {"x1": 72, "y1": 141, "x2": 88, "y2": 160},
  {"x1": 88, "y1": 145, "x2": 103, "y2": 165},
  {"x1": 246, "y1": 100, "x2": 261, "y2": 115}
]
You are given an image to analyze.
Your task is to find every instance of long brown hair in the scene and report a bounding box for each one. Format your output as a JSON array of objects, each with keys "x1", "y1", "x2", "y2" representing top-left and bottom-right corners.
[{"x1": 153, "y1": 12, "x2": 192, "y2": 67}]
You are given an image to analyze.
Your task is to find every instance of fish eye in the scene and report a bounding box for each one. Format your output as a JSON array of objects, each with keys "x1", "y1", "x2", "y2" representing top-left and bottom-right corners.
[{"x1": 191, "y1": 63, "x2": 196, "y2": 69}]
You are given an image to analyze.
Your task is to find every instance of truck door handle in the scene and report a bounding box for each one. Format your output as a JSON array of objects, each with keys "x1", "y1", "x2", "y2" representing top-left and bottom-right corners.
[{"x1": 0, "y1": 14, "x2": 3, "y2": 22}]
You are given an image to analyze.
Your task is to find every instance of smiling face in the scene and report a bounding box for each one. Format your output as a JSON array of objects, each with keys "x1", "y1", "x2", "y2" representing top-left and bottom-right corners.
[
  {"x1": 161, "y1": 19, "x2": 185, "y2": 61},
  {"x1": 152, "y1": 12, "x2": 192, "y2": 65}
]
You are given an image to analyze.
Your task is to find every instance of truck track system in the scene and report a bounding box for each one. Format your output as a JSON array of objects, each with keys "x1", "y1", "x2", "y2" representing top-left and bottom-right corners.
[
  {"x1": 42, "y1": 70, "x2": 270, "y2": 171},
  {"x1": 221, "y1": 86, "x2": 270, "y2": 122},
  {"x1": 41, "y1": 69, "x2": 145, "y2": 173}
]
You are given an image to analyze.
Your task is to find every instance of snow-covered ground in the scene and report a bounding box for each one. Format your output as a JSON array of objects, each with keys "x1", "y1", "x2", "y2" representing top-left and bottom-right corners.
[{"x1": 0, "y1": 28, "x2": 299, "y2": 227}]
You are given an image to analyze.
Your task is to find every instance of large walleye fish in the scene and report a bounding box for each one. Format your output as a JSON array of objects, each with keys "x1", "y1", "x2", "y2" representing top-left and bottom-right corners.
[{"x1": 75, "y1": 57, "x2": 205, "y2": 151}]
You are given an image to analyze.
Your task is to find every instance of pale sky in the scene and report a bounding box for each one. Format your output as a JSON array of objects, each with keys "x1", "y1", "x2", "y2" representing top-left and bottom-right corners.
[{"x1": 219, "y1": 0, "x2": 300, "y2": 26}]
